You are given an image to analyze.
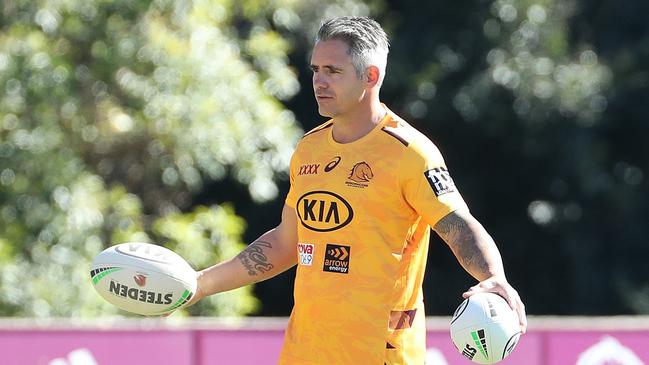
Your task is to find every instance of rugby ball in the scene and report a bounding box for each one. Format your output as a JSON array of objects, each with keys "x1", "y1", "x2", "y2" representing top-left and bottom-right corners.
[
  {"x1": 450, "y1": 292, "x2": 522, "y2": 364},
  {"x1": 91, "y1": 242, "x2": 197, "y2": 315}
]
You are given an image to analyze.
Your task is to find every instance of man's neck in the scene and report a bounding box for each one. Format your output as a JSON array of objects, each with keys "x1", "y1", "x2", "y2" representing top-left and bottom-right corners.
[{"x1": 331, "y1": 100, "x2": 386, "y2": 144}]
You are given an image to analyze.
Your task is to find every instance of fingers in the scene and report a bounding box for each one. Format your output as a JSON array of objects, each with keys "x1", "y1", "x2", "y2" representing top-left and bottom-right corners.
[
  {"x1": 517, "y1": 298, "x2": 527, "y2": 334},
  {"x1": 462, "y1": 287, "x2": 479, "y2": 298},
  {"x1": 161, "y1": 289, "x2": 203, "y2": 318},
  {"x1": 503, "y1": 287, "x2": 527, "y2": 334},
  {"x1": 162, "y1": 273, "x2": 204, "y2": 318},
  {"x1": 462, "y1": 278, "x2": 527, "y2": 334},
  {"x1": 462, "y1": 280, "x2": 497, "y2": 298}
]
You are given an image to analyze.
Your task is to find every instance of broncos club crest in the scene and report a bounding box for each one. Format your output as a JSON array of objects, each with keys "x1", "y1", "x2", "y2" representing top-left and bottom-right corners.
[{"x1": 346, "y1": 161, "x2": 374, "y2": 188}]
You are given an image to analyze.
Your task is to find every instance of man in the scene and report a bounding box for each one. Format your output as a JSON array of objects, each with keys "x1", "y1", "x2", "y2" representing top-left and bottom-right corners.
[{"x1": 187, "y1": 16, "x2": 526, "y2": 364}]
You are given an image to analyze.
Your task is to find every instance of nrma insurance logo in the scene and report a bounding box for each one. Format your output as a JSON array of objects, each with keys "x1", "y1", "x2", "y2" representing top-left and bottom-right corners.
[{"x1": 296, "y1": 191, "x2": 353, "y2": 232}]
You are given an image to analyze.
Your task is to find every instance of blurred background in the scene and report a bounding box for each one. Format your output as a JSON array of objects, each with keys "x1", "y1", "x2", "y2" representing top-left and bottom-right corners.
[{"x1": 1, "y1": 0, "x2": 648, "y2": 322}]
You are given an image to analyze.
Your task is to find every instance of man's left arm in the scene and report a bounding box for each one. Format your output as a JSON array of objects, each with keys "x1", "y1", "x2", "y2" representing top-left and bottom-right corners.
[{"x1": 433, "y1": 208, "x2": 527, "y2": 333}]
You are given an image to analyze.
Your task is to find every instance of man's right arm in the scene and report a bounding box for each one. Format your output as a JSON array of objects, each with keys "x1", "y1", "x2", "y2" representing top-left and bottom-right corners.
[{"x1": 189, "y1": 204, "x2": 298, "y2": 304}]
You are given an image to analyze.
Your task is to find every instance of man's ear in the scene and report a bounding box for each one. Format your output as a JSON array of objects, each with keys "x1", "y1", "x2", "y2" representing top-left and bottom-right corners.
[{"x1": 365, "y1": 65, "x2": 381, "y2": 87}]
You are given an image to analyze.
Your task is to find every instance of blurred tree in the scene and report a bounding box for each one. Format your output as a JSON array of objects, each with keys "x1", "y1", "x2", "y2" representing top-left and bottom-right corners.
[
  {"x1": 2, "y1": 0, "x2": 647, "y2": 319},
  {"x1": 377, "y1": 0, "x2": 648, "y2": 315},
  {"x1": 0, "y1": 0, "x2": 371, "y2": 317},
  {"x1": 566, "y1": 0, "x2": 649, "y2": 314}
]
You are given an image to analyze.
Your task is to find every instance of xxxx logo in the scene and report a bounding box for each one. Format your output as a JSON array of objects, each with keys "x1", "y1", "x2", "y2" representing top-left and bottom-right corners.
[
  {"x1": 323, "y1": 244, "x2": 350, "y2": 274},
  {"x1": 298, "y1": 163, "x2": 320, "y2": 176}
]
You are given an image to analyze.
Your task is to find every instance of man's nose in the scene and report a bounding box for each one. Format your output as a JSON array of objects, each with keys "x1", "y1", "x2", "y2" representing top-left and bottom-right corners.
[{"x1": 313, "y1": 72, "x2": 328, "y2": 88}]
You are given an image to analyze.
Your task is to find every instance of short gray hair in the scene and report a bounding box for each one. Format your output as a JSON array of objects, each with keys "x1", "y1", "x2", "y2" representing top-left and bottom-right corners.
[{"x1": 316, "y1": 16, "x2": 390, "y2": 81}]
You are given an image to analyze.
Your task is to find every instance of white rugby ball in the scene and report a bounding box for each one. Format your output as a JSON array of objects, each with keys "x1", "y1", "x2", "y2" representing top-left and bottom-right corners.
[
  {"x1": 450, "y1": 292, "x2": 522, "y2": 364},
  {"x1": 91, "y1": 242, "x2": 197, "y2": 316}
]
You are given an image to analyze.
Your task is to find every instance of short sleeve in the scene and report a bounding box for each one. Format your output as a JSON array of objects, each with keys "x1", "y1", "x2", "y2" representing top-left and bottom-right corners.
[
  {"x1": 399, "y1": 138, "x2": 468, "y2": 227},
  {"x1": 284, "y1": 148, "x2": 299, "y2": 208}
]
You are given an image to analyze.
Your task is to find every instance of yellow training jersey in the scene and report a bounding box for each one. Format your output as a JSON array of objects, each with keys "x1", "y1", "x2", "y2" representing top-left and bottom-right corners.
[{"x1": 280, "y1": 106, "x2": 468, "y2": 365}]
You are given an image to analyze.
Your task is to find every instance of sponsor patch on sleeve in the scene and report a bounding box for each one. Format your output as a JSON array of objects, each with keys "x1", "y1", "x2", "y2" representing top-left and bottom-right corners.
[{"x1": 424, "y1": 167, "x2": 457, "y2": 196}]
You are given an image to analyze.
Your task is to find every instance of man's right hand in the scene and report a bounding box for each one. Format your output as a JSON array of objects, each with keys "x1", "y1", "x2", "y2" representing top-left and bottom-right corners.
[
  {"x1": 164, "y1": 271, "x2": 205, "y2": 317},
  {"x1": 165, "y1": 204, "x2": 299, "y2": 317},
  {"x1": 186, "y1": 270, "x2": 207, "y2": 308}
]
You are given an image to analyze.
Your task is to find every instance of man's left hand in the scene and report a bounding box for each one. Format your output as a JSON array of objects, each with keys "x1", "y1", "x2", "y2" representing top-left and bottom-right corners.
[{"x1": 463, "y1": 276, "x2": 527, "y2": 334}]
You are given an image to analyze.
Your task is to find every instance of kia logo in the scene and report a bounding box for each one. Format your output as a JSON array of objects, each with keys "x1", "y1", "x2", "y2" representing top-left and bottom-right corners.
[{"x1": 296, "y1": 191, "x2": 353, "y2": 232}]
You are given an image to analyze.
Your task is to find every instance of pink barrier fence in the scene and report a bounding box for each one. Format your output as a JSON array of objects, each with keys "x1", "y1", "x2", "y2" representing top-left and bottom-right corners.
[{"x1": 0, "y1": 317, "x2": 647, "y2": 365}]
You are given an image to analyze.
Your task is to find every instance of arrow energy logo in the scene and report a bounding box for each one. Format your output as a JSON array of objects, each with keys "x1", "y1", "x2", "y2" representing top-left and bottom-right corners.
[{"x1": 323, "y1": 244, "x2": 350, "y2": 274}]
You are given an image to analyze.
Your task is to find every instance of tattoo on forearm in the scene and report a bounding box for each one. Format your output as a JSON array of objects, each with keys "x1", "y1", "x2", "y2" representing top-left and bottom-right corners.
[
  {"x1": 238, "y1": 240, "x2": 275, "y2": 276},
  {"x1": 435, "y1": 213, "x2": 490, "y2": 276}
]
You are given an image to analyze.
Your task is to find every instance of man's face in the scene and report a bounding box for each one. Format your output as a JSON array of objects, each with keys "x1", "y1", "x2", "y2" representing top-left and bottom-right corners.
[{"x1": 310, "y1": 39, "x2": 367, "y2": 118}]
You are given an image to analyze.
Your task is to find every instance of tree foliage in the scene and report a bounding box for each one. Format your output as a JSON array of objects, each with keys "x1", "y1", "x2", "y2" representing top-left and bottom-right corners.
[
  {"x1": 0, "y1": 0, "x2": 371, "y2": 317},
  {"x1": 378, "y1": 0, "x2": 649, "y2": 315},
  {"x1": 1, "y1": 0, "x2": 648, "y2": 318}
]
